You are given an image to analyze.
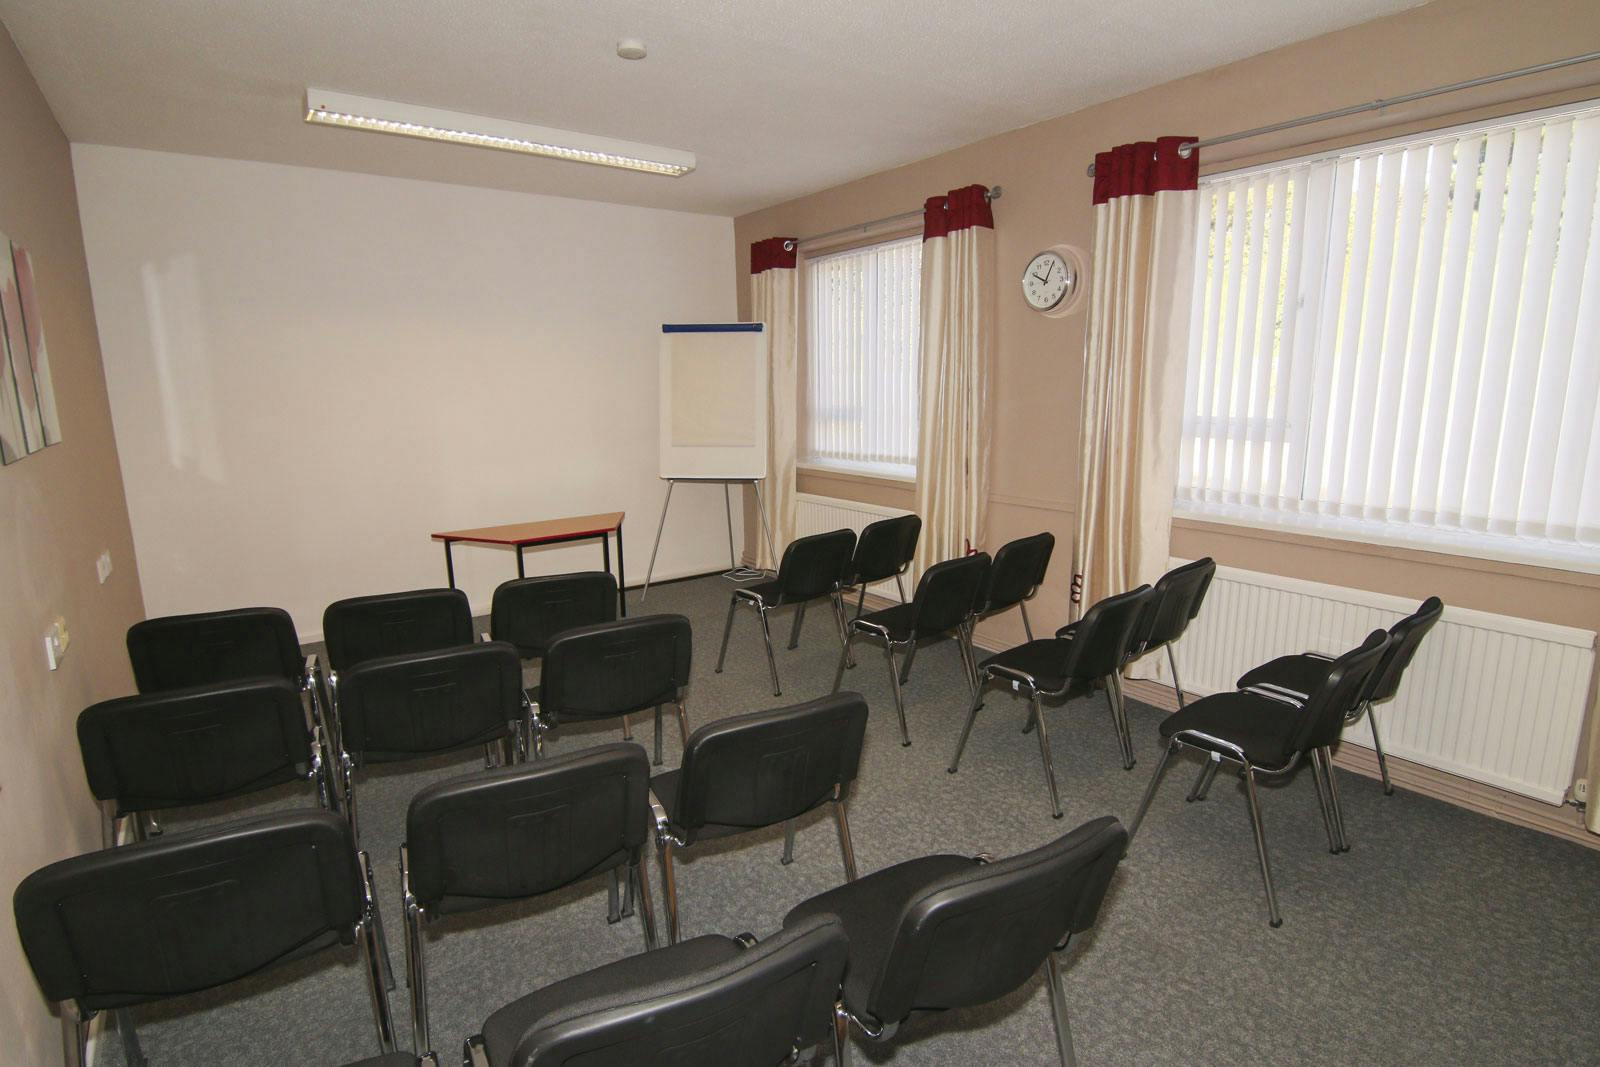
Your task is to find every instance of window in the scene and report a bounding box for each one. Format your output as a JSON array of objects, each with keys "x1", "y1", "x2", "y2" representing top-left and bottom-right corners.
[
  {"x1": 804, "y1": 235, "x2": 922, "y2": 478},
  {"x1": 1178, "y1": 100, "x2": 1600, "y2": 571}
]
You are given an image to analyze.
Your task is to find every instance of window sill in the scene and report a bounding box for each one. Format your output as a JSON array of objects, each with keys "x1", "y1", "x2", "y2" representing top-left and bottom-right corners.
[
  {"x1": 1173, "y1": 504, "x2": 1600, "y2": 581},
  {"x1": 798, "y1": 462, "x2": 916, "y2": 489}
]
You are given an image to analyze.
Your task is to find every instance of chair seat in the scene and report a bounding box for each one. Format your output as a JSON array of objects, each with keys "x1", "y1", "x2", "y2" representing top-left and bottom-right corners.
[
  {"x1": 1158, "y1": 691, "x2": 1305, "y2": 767},
  {"x1": 853, "y1": 603, "x2": 917, "y2": 641},
  {"x1": 979, "y1": 639, "x2": 1081, "y2": 692},
  {"x1": 649, "y1": 769, "x2": 757, "y2": 844},
  {"x1": 782, "y1": 853, "x2": 975, "y2": 1018},
  {"x1": 1235, "y1": 653, "x2": 1329, "y2": 701},
  {"x1": 735, "y1": 579, "x2": 785, "y2": 605},
  {"x1": 480, "y1": 934, "x2": 744, "y2": 1066}
]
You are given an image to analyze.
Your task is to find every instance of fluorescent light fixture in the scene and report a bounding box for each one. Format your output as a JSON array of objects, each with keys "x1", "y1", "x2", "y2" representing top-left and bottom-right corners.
[{"x1": 304, "y1": 88, "x2": 695, "y2": 177}]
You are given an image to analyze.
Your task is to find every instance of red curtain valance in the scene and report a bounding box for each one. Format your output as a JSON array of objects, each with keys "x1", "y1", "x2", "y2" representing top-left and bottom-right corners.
[
  {"x1": 1091, "y1": 136, "x2": 1199, "y2": 205},
  {"x1": 750, "y1": 237, "x2": 797, "y2": 274},
  {"x1": 923, "y1": 184, "x2": 994, "y2": 240}
]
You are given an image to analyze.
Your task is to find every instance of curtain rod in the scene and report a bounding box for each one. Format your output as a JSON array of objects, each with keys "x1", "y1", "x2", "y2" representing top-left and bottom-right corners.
[
  {"x1": 782, "y1": 186, "x2": 1001, "y2": 251},
  {"x1": 1085, "y1": 49, "x2": 1600, "y2": 177}
]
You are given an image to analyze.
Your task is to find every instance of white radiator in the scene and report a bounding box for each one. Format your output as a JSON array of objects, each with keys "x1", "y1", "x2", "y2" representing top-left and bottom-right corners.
[
  {"x1": 794, "y1": 493, "x2": 913, "y2": 600},
  {"x1": 1164, "y1": 562, "x2": 1596, "y2": 805}
]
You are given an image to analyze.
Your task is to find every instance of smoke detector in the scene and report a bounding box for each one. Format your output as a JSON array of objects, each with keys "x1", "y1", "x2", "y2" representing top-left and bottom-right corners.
[{"x1": 617, "y1": 39, "x2": 647, "y2": 60}]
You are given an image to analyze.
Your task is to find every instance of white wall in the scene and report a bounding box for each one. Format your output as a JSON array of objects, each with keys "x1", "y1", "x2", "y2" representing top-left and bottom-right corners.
[{"x1": 73, "y1": 145, "x2": 739, "y2": 636}]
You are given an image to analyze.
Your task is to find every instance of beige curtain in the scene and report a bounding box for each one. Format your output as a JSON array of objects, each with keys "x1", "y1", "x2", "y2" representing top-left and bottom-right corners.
[
  {"x1": 914, "y1": 185, "x2": 996, "y2": 575},
  {"x1": 749, "y1": 237, "x2": 798, "y2": 571},
  {"x1": 1073, "y1": 137, "x2": 1199, "y2": 617}
]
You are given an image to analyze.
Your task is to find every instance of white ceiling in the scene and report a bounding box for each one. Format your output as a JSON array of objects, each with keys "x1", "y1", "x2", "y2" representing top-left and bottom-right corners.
[{"x1": 0, "y1": 0, "x2": 1422, "y2": 217}]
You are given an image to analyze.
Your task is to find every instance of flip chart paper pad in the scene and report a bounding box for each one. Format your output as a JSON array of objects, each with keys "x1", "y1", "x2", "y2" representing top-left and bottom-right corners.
[{"x1": 659, "y1": 324, "x2": 768, "y2": 479}]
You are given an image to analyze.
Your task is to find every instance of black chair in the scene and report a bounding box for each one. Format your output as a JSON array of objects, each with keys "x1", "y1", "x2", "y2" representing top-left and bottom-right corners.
[
  {"x1": 463, "y1": 914, "x2": 849, "y2": 1067},
  {"x1": 833, "y1": 553, "x2": 990, "y2": 747},
  {"x1": 13, "y1": 810, "x2": 396, "y2": 1062},
  {"x1": 783, "y1": 816, "x2": 1127, "y2": 1067},
  {"x1": 78, "y1": 678, "x2": 334, "y2": 844},
  {"x1": 651, "y1": 692, "x2": 869, "y2": 945},
  {"x1": 714, "y1": 529, "x2": 857, "y2": 696},
  {"x1": 402, "y1": 743, "x2": 658, "y2": 1055},
  {"x1": 949, "y1": 585, "x2": 1152, "y2": 818},
  {"x1": 1227, "y1": 596, "x2": 1443, "y2": 797},
  {"x1": 973, "y1": 532, "x2": 1055, "y2": 640},
  {"x1": 1123, "y1": 557, "x2": 1215, "y2": 708},
  {"x1": 841, "y1": 514, "x2": 922, "y2": 618},
  {"x1": 1128, "y1": 629, "x2": 1390, "y2": 926},
  {"x1": 333, "y1": 642, "x2": 530, "y2": 840},
  {"x1": 534, "y1": 614, "x2": 693, "y2": 766}
]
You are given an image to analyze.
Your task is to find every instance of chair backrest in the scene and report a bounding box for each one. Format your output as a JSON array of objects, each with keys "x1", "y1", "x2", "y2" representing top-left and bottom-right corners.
[
  {"x1": 1060, "y1": 585, "x2": 1152, "y2": 681},
  {"x1": 672, "y1": 693, "x2": 868, "y2": 842},
  {"x1": 539, "y1": 615, "x2": 693, "y2": 724},
  {"x1": 1290, "y1": 630, "x2": 1392, "y2": 753},
  {"x1": 336, "y1": 643, "x2": 523, "y2": 763},
  {"x1": 490, "y1": 572, "x2": 618, "y2": 660},
  {"x1": 864, "y1": 816, "x2": 1127, "y2": 1025},
  {"x1": 322, "y1": 588, "x2": 473, "y2": 673},
  {"x1": 907, "y1": 553, "x2": 991, "y2": 636},
  {"x1": 502, "y1": 915, "x2": 849, "y2": 1067},
  {"x1": 127, "y1": 607, "x2": 302, "y2": 693},
  {"x1": 848, "y1": 514, "x2": 921, "y2": 585},
  {"x1": 407, "y1": 743, "x2": 651, "y2": 916},
  {"x1": 13, "y1": 811, "x2": 363, "y2": 1013},
  {"x1": 78, "y1": 679, "x2": 311, "y2": 813},
  {"x1": 776, "y1": 529, "x2": 857, "y2": 601},
  {"x1": 1137, "y1": 557, "x2": 1215, "y2": 651},
  {"x1": 978, "y1": 533, "x2": 1055, "y2": 616},
  {"x1": 1365, "y1": 597, "x2": 1443, "y2": 705}
]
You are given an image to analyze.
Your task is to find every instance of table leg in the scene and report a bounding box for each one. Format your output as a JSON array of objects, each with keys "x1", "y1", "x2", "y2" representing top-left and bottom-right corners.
[
  {"x1": 444, "y1": 542, "x2": 456, "y2": 589},
  {"x1": 517, "y1": 544, "x2": 526, "y2": 579},
  {"x1": 616, "y1": 523, "x2": 627, "y2": 617}
]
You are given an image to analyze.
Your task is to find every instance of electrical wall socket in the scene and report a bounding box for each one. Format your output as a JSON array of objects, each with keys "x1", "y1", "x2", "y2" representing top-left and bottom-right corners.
[
  {"x1": 96, "y1": 550, "x2": 113, "y2": 583},
  {"x1": 44, "y1": 617, "x2": 70, "y2": 670},
  {"x1": 1574, "y1": 778, "x2": 1589, "y2": 804}
]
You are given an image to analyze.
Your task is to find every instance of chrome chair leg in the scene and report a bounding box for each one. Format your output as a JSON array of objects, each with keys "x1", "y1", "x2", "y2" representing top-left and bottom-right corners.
[
  {"x1": 675, "y1": 700, "x2": 690, "y2": 748},
  {"x1": 1366, "y1": 702, "x2": 1395, "y2": 795},
  {"x1": 1020, "y1": 601, "x2": 1036, "y2": 642},
  {"x1": 621, "y1": 713, "x2": 633, "y2": 741},
  {"x1": 1241, "y1": 765, "x2": 1283, "y2": 927},
  {"x1": 1308, "y1": 750, "x2": 1342, "y2": 854},
  {"x1": 833, "y1": 1002, "x2": 854, "y2": 1067},
  {"x1": 1128, "y1": 741, "x2": 1179, "y2": 843},
  {"x1": 403, "y1": 892, "x2": 429, "y2": 1055},
  {"x1": 1103, "y1": 675, "x2": 1135, "y2": 770},
  {"x1": 1031, "y1": 692, "x2": 1064, "y2": 819},
  {"x1": 855, "y1": 586, "x2": 866, "y2": 619},
  {"x1": 894, "y1": 572, "x2": 907, "y2": 603},
  {"x1": 64, "y1": 1002, "x2": 91, "y2": 1067},
  {"x1": 956, "y1": 622, "x2": 981, "y2": 698},
  {"x1": 658, "y1": 840, "x2": 681, "y2": 945},
  {"x1": 1166, "y1": 644, "x2": 1187, "y2": 708},
  {"x1": 781, "y1": 818, "x2": 796, "y2": 865},
  {"x1": 884, "y1": 641, "x2": 911, "y2": 746},
  {"x1": 714, "y1": 595, "x2": 738, "y2": 674},
  {"x1": 653, "y1": 705, "x2": 664, "y2": 766},
  {"x1": 830, "y1": 590, "x2": 856, "y2": 667},
  {"x1": 358, "y1": 854, "x2": 398, "y2": 1052},
  {"x1": 948, "y1": 678, "x2": 986, "y2": 773},
  {"x1": 758, "y1": 605, "x2": 782, "y2": 696},
  {"x1": 1322, "y1": 746, "x2": 1351, "y2": 851},
  {"x1": 632, "y1": 857, "x2": 659, "y2": 950},
  {"x1": 1044, "y1": 951, "x2": 1078, "y2": 1067},
  {"x1": 788, "y1": 600, "x2": 807, "y2": 650},
  {"x1": 833, "y1": 790, "x2": 859, "y2": 881},
  {"x1": 1187, "y1": 756, "x2": 1220, "y2": 802},
  {"x1": 116, "y1": 1008, "x2": 147, "y2": 1067},
  {"x1": 832, "y1": 633, "x2": 855, "y2": 692}
]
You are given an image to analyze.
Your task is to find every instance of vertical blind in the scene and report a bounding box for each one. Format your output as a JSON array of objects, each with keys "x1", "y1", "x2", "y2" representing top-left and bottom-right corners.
[
  {"x1": 1178, "y1": 100, "x2": 1600, "y2": 569},
  {"x1": 805, "y1": 235, "x2": 922, "y2": 476}
]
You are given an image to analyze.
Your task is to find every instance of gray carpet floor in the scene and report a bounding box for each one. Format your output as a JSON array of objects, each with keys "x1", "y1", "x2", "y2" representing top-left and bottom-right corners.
[{"x1": 95, "y1": 575, "x2": 1600, "y2": 1066}]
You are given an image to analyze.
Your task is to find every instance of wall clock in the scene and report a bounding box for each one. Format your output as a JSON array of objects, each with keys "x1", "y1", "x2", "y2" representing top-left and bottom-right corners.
[{"x1": 1022, "y1": 249, "x2": 1074, "y2": 312}]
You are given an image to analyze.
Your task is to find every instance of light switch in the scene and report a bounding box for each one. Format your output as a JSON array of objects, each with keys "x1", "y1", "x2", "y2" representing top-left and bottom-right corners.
[
  {"x1": 44, "y1": 617, "x2": 69, "y2": 670},
  {"x1": 96, "y1": 550, "x2": 113, "y2": 584}
]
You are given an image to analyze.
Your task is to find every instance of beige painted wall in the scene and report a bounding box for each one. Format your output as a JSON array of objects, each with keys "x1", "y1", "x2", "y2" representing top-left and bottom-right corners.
[
  {"x1": 735, "y1": 0, "x2": 1600, "y2": 782},
  {"x1": 74, "y1": 146, "x2": 740, "y2": 638},
  {"x1": 0, "y1": 24, "x2": 145, "y2": 1063}
]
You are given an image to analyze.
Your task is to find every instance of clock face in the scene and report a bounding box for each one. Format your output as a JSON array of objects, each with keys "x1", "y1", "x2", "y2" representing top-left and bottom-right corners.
[{"x1": 1022, "y1": 251, "x2": 1072, "y2": 311}]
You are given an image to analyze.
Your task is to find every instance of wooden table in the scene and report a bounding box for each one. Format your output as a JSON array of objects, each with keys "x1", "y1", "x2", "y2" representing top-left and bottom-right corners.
[{"x1": 432, "y1": 511, "x2": 627, "y2": 616}]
